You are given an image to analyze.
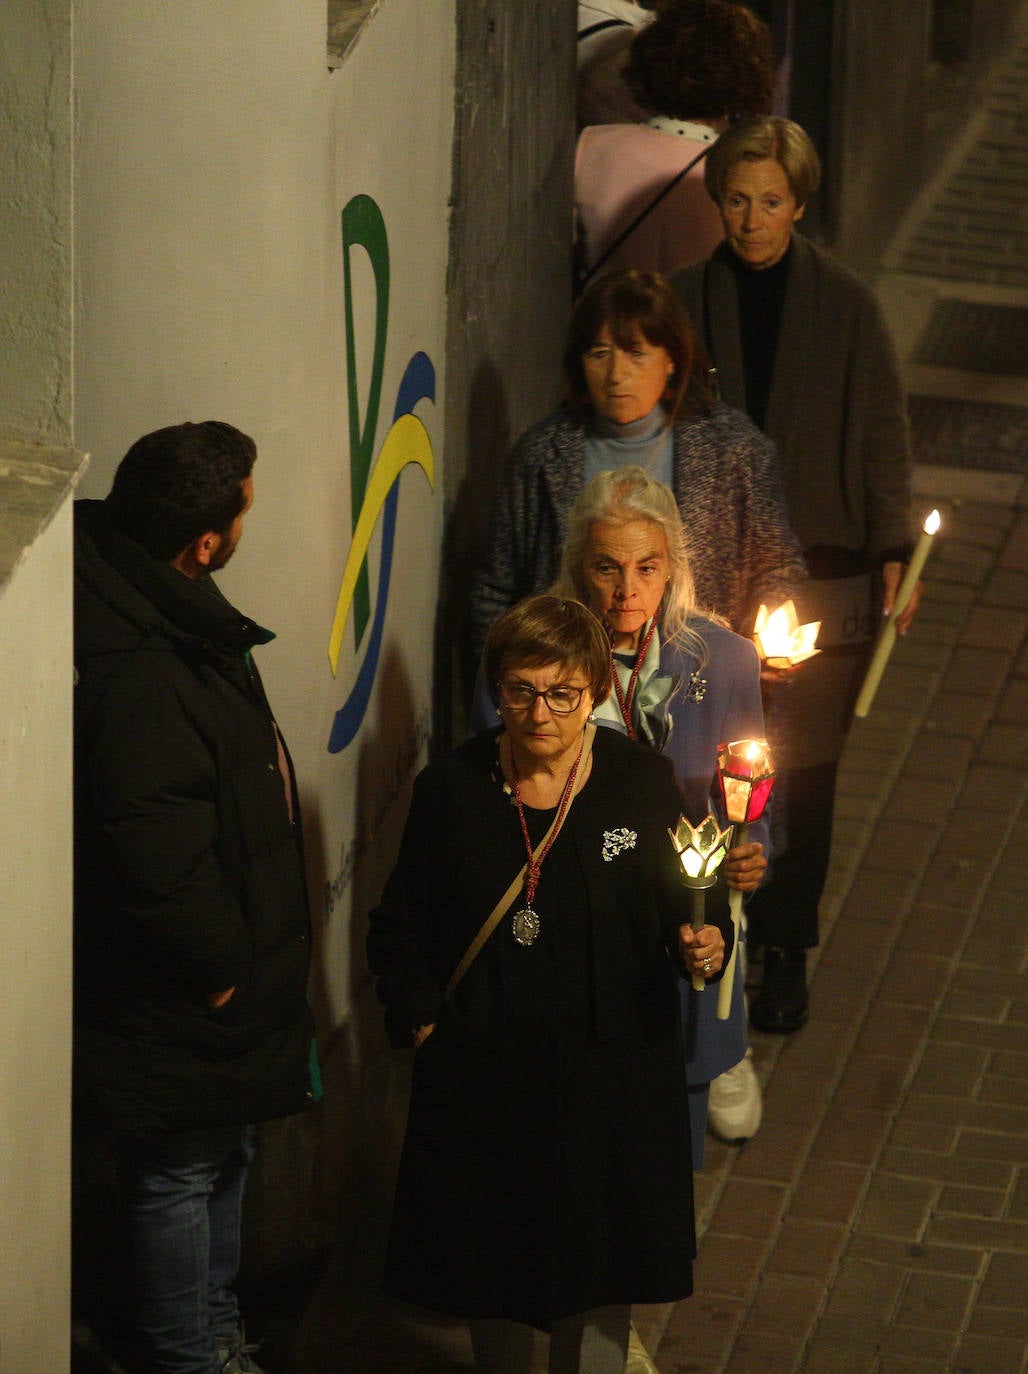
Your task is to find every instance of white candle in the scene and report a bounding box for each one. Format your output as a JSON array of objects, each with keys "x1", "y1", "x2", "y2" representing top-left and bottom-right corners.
[
  {"x1": 714, "y1": 740, "x2": 775, "y2": 1021},
  {"x1": 854, "y1": 509, "x2": 940, "y2": 718},
  {"x1": 717, "y1": 822, "x2": 749, "y2": 1021}
]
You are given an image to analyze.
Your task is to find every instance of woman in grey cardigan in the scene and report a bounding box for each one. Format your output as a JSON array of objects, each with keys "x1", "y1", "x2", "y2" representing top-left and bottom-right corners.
[
  {"x1": 469, "y1": 270, "x2": 805, "y2": 658},
  {"x1": 673, "y1": 117, "x2": 921, "y2": 1034}
]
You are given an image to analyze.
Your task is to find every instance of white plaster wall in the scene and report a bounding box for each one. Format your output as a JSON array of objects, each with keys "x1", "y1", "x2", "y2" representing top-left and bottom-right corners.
[
  {"x1": 0, "y1": 500, "x2": 74, "y2": 1374},
  {"x1": 0, "y1": 0, "x2": 73, "y2": 444},
  {"x1": 74, "y1": 0, "x2": 454, "y2": 1019}
]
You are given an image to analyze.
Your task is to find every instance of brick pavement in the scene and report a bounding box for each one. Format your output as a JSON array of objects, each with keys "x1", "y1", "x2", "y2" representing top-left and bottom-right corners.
[
  {"x1": 650, "y1": 15, "x2": 1028, "y2": 1366},
  {"x1": 657, "y1": 22, "x2": 1028, "y2": 1362},
  {"x1": 887, "y1": 19, "x2": 1028, "y2": 289},
  {"x1": 656, "y1": 499, "x2": 1028, "y2": 1374}
]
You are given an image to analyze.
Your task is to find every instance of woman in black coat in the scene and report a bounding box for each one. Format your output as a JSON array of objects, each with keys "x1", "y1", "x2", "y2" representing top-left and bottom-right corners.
[{"x1": 367, "y1": 595, "x2": 732, "y2": 1374}]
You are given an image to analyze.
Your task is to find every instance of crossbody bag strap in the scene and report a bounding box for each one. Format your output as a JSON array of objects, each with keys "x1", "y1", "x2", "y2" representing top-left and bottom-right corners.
[
  {"x1": 445, "y1": 723, "x2": 596, "y2": 998},
  {"x1": 700, "y1": 257, "x2": 721, "y2": 399},
  {"x1": 577, "y1": 145, "x2": 711, "y2": 295},
  {"x1": 579, "y1": 17, "x2": 631, "y2": 40}
]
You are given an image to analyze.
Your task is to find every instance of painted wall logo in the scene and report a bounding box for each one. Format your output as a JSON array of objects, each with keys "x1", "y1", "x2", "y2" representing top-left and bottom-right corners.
[{"x1": 327, "y1": 194, "x2": 436, "y2": 753}]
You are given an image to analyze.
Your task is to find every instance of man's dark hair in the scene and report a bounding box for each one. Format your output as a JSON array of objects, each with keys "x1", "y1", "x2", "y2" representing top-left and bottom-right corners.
[{"x1": 107, "y1": 420, "x2": 257, "y2": 561}]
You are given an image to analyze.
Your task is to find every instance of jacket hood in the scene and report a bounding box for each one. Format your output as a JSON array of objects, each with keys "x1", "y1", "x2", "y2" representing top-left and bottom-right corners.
[{"x1": 74, "y1": 498, "x2": 272, "y2": 666}]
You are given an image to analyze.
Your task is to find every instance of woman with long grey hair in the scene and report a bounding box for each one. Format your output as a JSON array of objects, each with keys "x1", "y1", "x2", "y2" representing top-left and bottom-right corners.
[{"x1": 553, "y1": 465, "x2": 768, "y2": 1153}]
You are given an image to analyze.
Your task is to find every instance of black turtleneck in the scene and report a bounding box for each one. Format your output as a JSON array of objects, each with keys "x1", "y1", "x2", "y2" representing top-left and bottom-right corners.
[{"x1": 726, "y1": 243, "x2": 793, "y2": 431}]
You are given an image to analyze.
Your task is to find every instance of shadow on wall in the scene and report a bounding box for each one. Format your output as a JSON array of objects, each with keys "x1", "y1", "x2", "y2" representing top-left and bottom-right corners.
[
  {"x1": 259, "y1": 638, "x2": 424, "y2": 1337},
  {"x1": 253, "y1": 636, "x2": 429, "y2": 1365},
  {"x1": 439, "y1": 355, "x2": 512, "y2": 743}
]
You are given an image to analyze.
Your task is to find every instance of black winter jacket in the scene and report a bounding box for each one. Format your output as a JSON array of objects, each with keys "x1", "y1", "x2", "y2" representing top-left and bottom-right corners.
[{"x1": 73, "y1": 500, "x2": 318, "y2": 1138}]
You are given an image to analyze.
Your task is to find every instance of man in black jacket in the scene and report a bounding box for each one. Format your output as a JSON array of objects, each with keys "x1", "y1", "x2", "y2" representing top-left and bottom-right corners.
[{"x1": 73, "y1": 421, "x2": 319, "y2": 1374}]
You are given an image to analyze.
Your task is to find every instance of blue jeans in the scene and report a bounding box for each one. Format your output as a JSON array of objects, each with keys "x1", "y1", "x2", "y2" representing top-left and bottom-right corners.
[{"x1": 116, "y1": 1124, "x2": 258, "y2": 1374}]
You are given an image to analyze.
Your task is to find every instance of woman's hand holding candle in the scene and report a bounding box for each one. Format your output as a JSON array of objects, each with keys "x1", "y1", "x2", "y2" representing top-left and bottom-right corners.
[
  {"x1": 678, "y1": 923, "x2": 725, "y2": 981},
  {"x1": 855, "y1": 510, "x2": 940, "y2": 718},
  {"x1": 724, "y1": 839, "x2": 766, "y2": 893},
  {"x1": 882, "y1": 560, "x2": 923, "y2": 635}
]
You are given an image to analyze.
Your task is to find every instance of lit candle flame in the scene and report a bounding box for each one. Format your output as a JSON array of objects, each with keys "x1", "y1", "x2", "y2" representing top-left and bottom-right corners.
[
  {"x1": 754, "y1": 600, "x2": 821, "y2": 669},
  {"x1": 924, "y1": 509, "x2": 941, "y2": 535}
]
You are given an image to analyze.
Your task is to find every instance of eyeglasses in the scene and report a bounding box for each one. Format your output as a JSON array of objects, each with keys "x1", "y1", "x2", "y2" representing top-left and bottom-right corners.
[{"x1": 498, "y1": 681, "x2": 586, "y2": 715}]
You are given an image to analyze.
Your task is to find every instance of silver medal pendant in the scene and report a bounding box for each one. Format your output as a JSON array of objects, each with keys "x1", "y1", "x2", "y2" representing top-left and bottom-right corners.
[{"x1": 512, "y1": 906, "x2": 541, "y2": 947}]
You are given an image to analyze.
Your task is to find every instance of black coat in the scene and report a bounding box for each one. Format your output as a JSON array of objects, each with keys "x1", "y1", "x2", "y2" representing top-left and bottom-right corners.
[
  {"x1": 367, "y1": 727, "x2": 733, "y2": 1328},
  {"x1": 73, "y1": 500, "x2": 318, "y2": 1138}
]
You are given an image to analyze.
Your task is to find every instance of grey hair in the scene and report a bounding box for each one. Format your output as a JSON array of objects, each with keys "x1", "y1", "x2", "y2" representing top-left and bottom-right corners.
[{"x1": 552, "y1": 467, "x2": 714, "y2": 662}]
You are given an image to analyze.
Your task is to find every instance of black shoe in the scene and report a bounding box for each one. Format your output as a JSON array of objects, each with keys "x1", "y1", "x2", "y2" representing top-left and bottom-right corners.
[{"x1": 750, "y1": 946, "x2": 808, "y2": 1033}]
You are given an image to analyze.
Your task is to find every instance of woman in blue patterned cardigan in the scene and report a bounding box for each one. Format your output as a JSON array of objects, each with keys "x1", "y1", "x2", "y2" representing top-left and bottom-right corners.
[{"x1": 469, "y1": 269, "x2": 806, "y2": 657}]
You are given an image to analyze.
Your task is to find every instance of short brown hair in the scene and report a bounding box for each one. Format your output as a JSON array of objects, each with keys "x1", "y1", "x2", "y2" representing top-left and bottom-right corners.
[
  {"x1": 625, "y1": 1, "x2": 775, "y2": 122},
  {"x1": 704, "y1": 116, "x2": 821, "y2": 208},
  {"x1": 564, "y1": 269, "x2": 715, "y2": 424},
  {"x1": 484, "y1": 595, "x2": 612, "y2": 706}
]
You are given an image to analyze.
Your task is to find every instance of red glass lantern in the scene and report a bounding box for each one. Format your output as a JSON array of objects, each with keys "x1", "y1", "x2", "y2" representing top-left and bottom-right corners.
[{"x1": 717, "y1": 739, "x2": 776, "y2": 826}]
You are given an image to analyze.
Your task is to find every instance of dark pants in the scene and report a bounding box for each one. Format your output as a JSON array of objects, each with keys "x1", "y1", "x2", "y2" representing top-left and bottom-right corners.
[{"x1": 745, "y1": 761, "x2": 839, "y2": 950}]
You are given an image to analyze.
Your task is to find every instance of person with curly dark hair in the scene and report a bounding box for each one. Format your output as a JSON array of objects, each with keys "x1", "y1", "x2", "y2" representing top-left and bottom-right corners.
[{"x1": 576, "y1": 0, "x2": 775, "y2": 282}]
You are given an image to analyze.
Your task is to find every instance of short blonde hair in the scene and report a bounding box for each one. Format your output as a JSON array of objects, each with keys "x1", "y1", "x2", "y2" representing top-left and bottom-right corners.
[{"x1": 705, "y1": 116, "x2": 821, "y2": 208}]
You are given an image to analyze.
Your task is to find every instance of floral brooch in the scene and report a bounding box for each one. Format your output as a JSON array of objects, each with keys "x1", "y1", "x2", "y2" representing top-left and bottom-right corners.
[
  {"x1": 602, "y1": 828, "x2": 637, "y2": 862},
  {"x1": 683, "y1": 672, "x2": 708, "y2": 703}
]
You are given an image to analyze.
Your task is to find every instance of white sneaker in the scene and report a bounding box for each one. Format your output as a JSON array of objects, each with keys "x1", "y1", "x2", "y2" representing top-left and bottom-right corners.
[
  {"x1": 625, "y1": 1323, "x2": 658, "y2": 1374},
  {"x1": 707, "y1": 1049, "x2": 762, "y2": 1142}
]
